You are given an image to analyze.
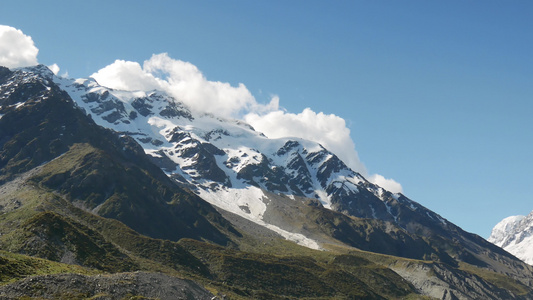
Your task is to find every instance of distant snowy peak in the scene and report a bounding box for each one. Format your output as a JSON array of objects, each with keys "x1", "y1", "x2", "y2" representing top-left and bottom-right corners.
[
  {"x1": 489, "y1": 211, "x2": 533, "y2": 265},
  {"x1": 17, "y1": 64, "x2": 55, "y2": 78},
  {"x1": 489, "y1": 215, "x2": 526, "y2": 247}
]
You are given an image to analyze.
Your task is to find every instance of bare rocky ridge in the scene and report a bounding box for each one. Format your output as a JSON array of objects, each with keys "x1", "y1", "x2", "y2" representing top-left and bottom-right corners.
[
  {"x1": 388, "y1": 261, "x2": 523, "y2": 300},
  {"x1": 0, "y1": 272, "x2": 215, "y2": 300}
]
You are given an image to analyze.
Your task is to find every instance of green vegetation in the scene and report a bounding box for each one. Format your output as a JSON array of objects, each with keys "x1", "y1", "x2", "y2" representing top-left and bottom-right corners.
[
  {"x1": 0, "y1": 178, "x2": 422, "y2": 298},
  {"x1": 177, "y1": 238, "x2": 421, "y2": 299},
  {"x1": 0, "y1": 165, "x2": 528, "y2": 299},
  {"x1": 29, "y1": 143, "x2": 238, "y2": 246},
  {"x1": 0, "y1": 250, "x2": 99, "y2": 285}
]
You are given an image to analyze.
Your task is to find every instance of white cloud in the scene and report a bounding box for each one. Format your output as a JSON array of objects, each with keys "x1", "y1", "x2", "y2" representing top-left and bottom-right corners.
[
  {"x1": 91, "y1": 59, "x2": 160, "y2": 91},
  {"x1": 91, "y1": 53, "x2": 402, "y2": 193},
  {"x1": 48, "y1": 63, "x2": 60, "y2": 75},
  {"x1": 0, "y1": 25, "x2": 61, "y2": 74},
  {"x1": 367, "y1": 174, "x2": 403, "y2": 194},
  {"x1": 91, "y1": 53, "x2": 256, "y2": 118},
  {"x1": 244, "y1": 108, "x2": 368, "y2": 175},
  {"x1": 146, "y1": 53, "x2": 258, "y2": 117},
  {"x1": 244, "y1": 107, "x2": 403, "y2": 193},
  {"x1": 0, "y1": 25, "x2": 39, "y2": 68}
]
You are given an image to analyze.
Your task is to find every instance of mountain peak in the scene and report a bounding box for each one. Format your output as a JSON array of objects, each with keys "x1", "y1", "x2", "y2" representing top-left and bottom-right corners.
[
  {"x1": 16, "y1": 64, "x2": 55, "y2": 79},
  {"x1": 37, "y1": 69, "x2": 483, "y2": 252},
  {"x1": 489, "y1": 211, "x2": 533, "y2": 264},
  {"x1": 490, "y1": 215, "x2": 526, "y2": 244}
]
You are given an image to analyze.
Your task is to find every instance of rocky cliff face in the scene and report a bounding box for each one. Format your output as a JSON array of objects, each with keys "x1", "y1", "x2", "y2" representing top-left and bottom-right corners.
[
  {"x1": 389, "y1": 260, "x2": 523, "y2": 300},
  {"x1": 0, "y1": 272, "x2": 215, "y2": 300}
]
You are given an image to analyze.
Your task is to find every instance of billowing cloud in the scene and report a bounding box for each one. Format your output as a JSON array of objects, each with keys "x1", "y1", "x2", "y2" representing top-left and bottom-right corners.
[
  {"x1": 367, "y1": 174, "x2": 403, "y2": 194},
  {"x1": 91, "y1": 60, "x2": 160, "y2": 91},
  {"x1": 145, "y1": 54, "x2": 256, "y2": 117},
  {"x1": 91, "y1": 53, "x2": 256, "y2": 117},
  {"x1": 244, "y1": 108, "x2": 368, "y2": 175},
  {"x1": 91, "y1": 53, "x2": 402, "y2": 193},
  {"x1": 244, "y1": 108, "x2": 403, "y2": 193},
  {"x1": 0, "y1": 25, "x2": 39, "y2": 68},
  {"x1": 48, "y1": 63, "x2": 60, "y2": 75}
]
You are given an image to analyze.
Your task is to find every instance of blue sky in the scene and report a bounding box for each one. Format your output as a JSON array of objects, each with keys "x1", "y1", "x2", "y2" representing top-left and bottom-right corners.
[{"x1": 1, "y1": 1, "x2": 532, "y2": 238}]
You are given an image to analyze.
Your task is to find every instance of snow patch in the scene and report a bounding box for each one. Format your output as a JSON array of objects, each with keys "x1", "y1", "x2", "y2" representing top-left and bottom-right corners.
[
  {"x1": 314, "y1": 189, "x2": 331, "y2": 209},
  {"x1": 264, "y1": 223, "x2": 322, "y2": 250},
  {"x1": 198, "y1": 186, "x2": 267, "y2": 221},
  {"x1": 198, "y1": 186, "x2": 322, "y2": 250}
]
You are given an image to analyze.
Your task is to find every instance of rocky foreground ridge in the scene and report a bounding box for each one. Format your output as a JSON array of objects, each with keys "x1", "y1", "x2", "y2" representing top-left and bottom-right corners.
[{"x1": 0, "y1": 272, "x2": 214, "y2": 300}]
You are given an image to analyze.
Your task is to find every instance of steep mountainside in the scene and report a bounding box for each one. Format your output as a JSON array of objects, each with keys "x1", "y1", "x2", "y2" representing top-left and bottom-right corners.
[
  {"x1": 489, "y1": 211, "x2": 533, "y2": 265},
  {"x1": 2, "y1": 65, "x2": 533, "y2": 299},
  {"x1": 0, "y1": 65, "x2": 429, "y2": 299},
  {"x1": 0, "y1": 65, "x2": 237, "y2": 246},
  {"x1": 0, "y1": 65, "x2": 403, "y2": 298},
  {"x1": 46, "y1": 64, "x2": 530, "y2": 271}
]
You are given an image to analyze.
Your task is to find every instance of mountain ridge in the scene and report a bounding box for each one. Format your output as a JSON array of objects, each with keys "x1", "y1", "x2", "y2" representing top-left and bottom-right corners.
[
  {"x1": 45, "y1": 64, "x2": 514, "y2": 257},
  {"x1": 2, "y1": 64, "x2": 533, "y2": 299},
  {"x1": 14, "y1": 65, "x2": 527, "y2": 261}
]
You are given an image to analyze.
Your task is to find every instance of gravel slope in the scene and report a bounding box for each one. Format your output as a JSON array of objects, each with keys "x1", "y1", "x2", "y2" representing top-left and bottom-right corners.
[{"x1": 0, "y1": 272, "x2": 215, "y2": 300}]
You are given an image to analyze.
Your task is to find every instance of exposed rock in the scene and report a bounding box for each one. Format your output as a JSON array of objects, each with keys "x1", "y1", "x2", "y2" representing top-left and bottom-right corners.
[
  {"x1": 389, "y1": 261, "x2": 521, "y2": 300},
  {"x1": 0, "y1": 272, "x2": 214, "y2": 300}
]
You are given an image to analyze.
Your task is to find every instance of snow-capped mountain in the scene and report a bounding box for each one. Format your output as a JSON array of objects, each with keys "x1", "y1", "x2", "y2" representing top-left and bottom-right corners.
[
  {"x1": 0, "y1": 65, "x2": 517, "y2": 258},
  {"x1": 20, "y1": 64, "x2": 460, "y2": 249},
  {"x1": 5, "y1": 65, "x2": 533, "y2": 299},
  {"x1": 489, "y1": 211, "x2": 533, "y2": 265}
]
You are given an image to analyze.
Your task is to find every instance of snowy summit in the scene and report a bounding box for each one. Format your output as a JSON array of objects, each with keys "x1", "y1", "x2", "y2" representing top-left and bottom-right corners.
[{"x1": 489, "y1": 212, "x2": 533, "y2": 265}]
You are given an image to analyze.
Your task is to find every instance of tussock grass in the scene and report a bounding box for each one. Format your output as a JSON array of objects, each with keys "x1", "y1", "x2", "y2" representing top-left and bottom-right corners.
[{"x1": 0, "y1": 250, "x2": 99, "y2": 285}]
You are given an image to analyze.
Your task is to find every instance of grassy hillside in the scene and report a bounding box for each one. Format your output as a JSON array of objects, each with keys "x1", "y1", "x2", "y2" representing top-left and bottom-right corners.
[
  {"x1": 0, "y1": 158, "x2": 530, "y2": 299},
  {"x1": 0, "y1": 250, "x2": 99, "y2": 285},
  {"x1": 0, "y1": 180, "x2": 420, "y2": 299},
  {"x1": 0, "y1": 141, "x2": 528, "y2": 298}
]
